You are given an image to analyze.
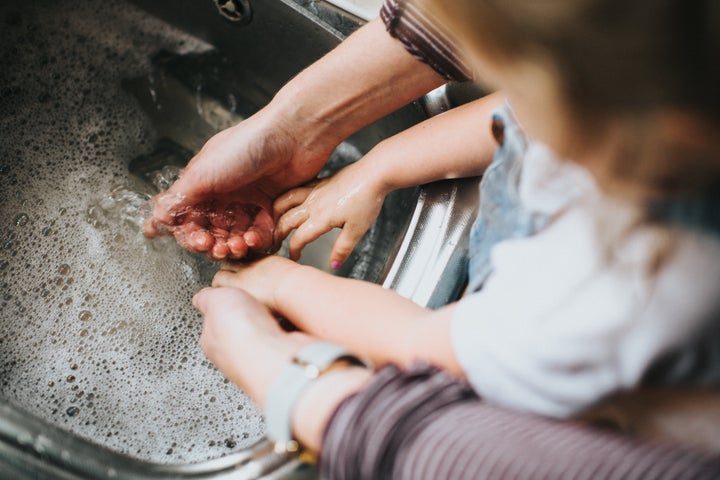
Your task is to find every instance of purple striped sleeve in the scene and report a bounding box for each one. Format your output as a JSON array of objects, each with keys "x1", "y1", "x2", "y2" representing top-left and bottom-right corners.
[
  {"x1": 320, "y1": 363, "x2": 720, "y2": 480},
  {"x1": 380, "y1": 0, "x2": 471, "y2": 82}
]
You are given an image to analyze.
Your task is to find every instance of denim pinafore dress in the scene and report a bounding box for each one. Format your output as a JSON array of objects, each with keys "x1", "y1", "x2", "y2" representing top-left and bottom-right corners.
[
  {"x1": 466, "y1": 106, "x2": 549, "y2": 292},
  {"x1": 467, "y1": 104, "x2": 720, "y2": 386}
]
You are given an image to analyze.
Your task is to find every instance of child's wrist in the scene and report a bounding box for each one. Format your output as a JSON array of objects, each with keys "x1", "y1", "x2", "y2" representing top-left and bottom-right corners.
[{"x1": 361, "y1": 141, "x2": 406, "y2": 195}]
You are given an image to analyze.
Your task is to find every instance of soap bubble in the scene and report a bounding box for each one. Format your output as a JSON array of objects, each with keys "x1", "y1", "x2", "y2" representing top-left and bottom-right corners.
[{"x1": 0, "y1": 0, "x2": 261, "y2": 465}]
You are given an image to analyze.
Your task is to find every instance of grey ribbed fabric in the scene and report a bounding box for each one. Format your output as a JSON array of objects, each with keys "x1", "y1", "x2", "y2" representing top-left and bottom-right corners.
[
  {"x1": 320, "y1": 363, "x2": 720, "y2": 480},
  {"x1": 381, "y1": 0, "x2": 471, "y2": 81}
]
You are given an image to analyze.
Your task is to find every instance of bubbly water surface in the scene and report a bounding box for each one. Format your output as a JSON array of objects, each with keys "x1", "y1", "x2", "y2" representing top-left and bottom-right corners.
[{"x1": 0, "y1": 0, "x2": 266, "y2": 464}]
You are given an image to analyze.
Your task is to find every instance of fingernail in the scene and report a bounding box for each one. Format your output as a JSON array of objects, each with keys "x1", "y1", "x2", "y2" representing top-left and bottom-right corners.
[{"x1": 331, "y1": 261, "x2": 342, "y2": 270}]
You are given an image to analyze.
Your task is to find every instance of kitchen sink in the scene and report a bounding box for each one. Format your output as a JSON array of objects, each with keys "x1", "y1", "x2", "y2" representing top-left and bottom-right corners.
[{"x1": 0, "y1": 0, "x2": 478, "y2": 478}]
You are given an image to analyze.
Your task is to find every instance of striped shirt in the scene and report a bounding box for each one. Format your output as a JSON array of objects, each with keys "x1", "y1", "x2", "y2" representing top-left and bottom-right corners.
[
  {"x1": 321, "y1": 363, "x2": 720, "y2": 479},
  {"x1": 380, "y1": 0, "x2": 471, "y2": 81}
]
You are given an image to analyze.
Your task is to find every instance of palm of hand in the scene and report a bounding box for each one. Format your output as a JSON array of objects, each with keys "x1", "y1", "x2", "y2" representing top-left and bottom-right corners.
[
  {"x1": 150, "y1": 187, "x2": 275, "y2": 261},
  {"x1": 146, "y1": 116, "x2": 336, "y2": 261}
]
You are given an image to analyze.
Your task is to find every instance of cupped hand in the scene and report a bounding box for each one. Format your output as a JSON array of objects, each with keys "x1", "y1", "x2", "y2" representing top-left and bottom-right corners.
[
  {"x1": 146, "y1": 188, "x2": 274, "y2": 260},
  {"x1": 273, "y1": 163, "x2": 387, "y2": 269},
  {"x1": 146, "y1": 112, "x2": 337, "y2": 261},
  {"x1": 212, "y1": 256, "x2": 300, "y2": 310}
]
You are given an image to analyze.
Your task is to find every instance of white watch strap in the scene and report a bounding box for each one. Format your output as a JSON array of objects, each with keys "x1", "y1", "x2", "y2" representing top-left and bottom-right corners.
[{"x1": 265, "y1": 341, "x2": 367, "y2": 452}]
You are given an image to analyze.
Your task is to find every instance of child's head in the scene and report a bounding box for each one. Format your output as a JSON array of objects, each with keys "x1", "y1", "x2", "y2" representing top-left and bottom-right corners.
[{"x1": 419, "y1": 0, "x2": 720, "y2": 201}]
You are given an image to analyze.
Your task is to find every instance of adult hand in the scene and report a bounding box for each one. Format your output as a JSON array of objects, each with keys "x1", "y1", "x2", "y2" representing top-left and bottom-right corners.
[
  {"x1": 273, "y1": 162, "x2": 388, "y2": 269},
  {"x1": 193, "y1": 286, "x2": 313, "y2": 407},
  {"x1": 194, "y1": 285, "x2": 372, "y2": 453},
  {"x1": 145, "y1": 112, "x2": 337, "y2": 260},
  {"x1": 144, "y1": 16, "x2": 447, "y2": 261}
]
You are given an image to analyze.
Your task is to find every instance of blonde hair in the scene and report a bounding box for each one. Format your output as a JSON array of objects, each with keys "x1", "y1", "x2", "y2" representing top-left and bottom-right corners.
[{"x1": 418, "y1": 0, "x2": 720, "y2": 202}]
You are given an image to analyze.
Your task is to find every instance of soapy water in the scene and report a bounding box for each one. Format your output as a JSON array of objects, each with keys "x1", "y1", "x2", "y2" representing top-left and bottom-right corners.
[{"x1": 0, "y1": 0, "x2": 268, "y2": 464}]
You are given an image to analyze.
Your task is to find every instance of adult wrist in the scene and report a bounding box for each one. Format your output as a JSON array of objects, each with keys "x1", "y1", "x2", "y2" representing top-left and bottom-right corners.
[
  {"x1": 267, "y1": 82, "x2": 348, "y2": 155},
  {"x1": 264, "y1": 341, "x2": 370, "y2": 461},
  {"x1": 292, "y1": 366, "x2": 373, "y2": 454}
]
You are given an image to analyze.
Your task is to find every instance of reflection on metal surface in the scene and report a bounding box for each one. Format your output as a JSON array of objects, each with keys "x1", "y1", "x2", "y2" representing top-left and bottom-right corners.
[{"x1": 383, "y1": 177, "x2": 479, "y2": 309}]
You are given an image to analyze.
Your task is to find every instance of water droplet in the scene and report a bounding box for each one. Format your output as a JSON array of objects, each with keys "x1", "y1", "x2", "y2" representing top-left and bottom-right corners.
[
  {"x1": 79, "y1": 310, "x2": 92, "y2": 321},
  {"x1": 41, "y1": 227, "x2": 52, "y2": 236},
  {"x1": 66, "y1": 406, "x2": 80, "y2": 417},
  {"x1": 58, "y1": 264, "x2": 70, "y2": 275},
  {"x1": 66, "y1": 375, "x2": 75, "y2": 383},
  {"x1": 14, "y1": 213, "x2": 29, "y2": 226},
  {"x1": 224, "y1": 438, "x2": 236, "y2": 449}
]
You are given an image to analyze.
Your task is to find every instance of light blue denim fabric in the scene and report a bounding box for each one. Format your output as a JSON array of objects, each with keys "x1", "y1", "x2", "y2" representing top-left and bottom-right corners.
[
  {"x1": 466, "y1": 106, "x2": 550, "y2": 292},
  {"x1": 465, "y1": 105, "x2": 720, "y2": 385}
]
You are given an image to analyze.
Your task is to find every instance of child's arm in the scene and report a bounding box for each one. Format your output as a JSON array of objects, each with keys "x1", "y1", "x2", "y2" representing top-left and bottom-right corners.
[
  {"x1": 213, "y1": 257, "x2": 463, "y2": 375},
  {"x1": 274, "y1": 92, "x2": 504, "y2": 267}
]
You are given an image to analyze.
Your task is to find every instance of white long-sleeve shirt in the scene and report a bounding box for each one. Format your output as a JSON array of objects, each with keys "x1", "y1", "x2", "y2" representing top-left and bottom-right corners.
[{"x1": 452, "y1": 145, "x2": 720, "y2": 418}]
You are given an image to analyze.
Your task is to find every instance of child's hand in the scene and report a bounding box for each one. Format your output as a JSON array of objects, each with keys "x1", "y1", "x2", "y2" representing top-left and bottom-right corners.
[
  {"x1": 213, "y1": 256, "x2": 300, "y2": 310},
  {"x1": 273, "y1": 163, "x2": 387, "y2": 269}
]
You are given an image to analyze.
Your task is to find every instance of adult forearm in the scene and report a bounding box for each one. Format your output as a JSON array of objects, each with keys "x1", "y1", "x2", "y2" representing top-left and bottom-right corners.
[
  {"x1": 321, "y1": 364, "x2": 720, "y2": 480},
  {"x1": 267, "y1": 17, "x2": 445, "y2": 155},
  {"x1": 291, "y1": 366, "x2": 372, "y2": 455}
]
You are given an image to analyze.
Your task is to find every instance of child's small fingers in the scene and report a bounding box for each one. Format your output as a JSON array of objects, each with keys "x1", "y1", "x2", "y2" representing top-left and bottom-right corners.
[
  {"x1": 274, "y1": 207, "x2": 309, "y2": 245},
  {"x1": 218, "y1": 260, "x2": 248, "y2": 273},
  {"x1": 329, "y1": 226, "x2": 363, "y2": 269},
  {"x1": 288, "y1": 220, "x2": 330, "y2": 261},
  {"x1": 273, "y1": 187, "x2": 313, "y2": 218},
  {"x1": 212, "y1": 270, "x2": 238, "y2": 288}
]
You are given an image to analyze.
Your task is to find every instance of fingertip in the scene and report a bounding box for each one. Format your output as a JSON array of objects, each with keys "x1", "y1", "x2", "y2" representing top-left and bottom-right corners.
[
  {"x1": 143, "y1": 218, "x2": 158, "y2": 238},
  {"x1": 227, "y1": 236, "x2": 248, "y2": 258},
  {"x1": 211, "y1": 271, "x2": 228, "y2": 288},
  {"x1": 211, "y1": 240, "x2": 230, "y2": 261},
  {"x1": 153, "y1": 191, "x2": 187, "y2": 224},
  {"x1": 193, "y1": 287, "x2": 213, "y2": 310},
  {"x1": 287, "y1": 240, "x2": 304, "y2": 262},
  {"x1": 243, "y1": 230, "x2": 261, "y2": 249},
  {"x1": 332, "y1": 227, "x2": 362, "y2": 265},
  {"x1": 187, "y1": 230, "x2": 214, "y2": 252},
  {"x1": 244, "y1": 229, "x2": 273, "y2": 253},
  {"x1": 329, "y1": 248, "x2": 349, "y2": 268}
]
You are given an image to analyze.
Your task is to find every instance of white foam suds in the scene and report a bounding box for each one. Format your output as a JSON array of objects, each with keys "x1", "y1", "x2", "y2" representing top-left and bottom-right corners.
[{"x1": 0, "y1": 0, "x2": 265, "y2": 464}]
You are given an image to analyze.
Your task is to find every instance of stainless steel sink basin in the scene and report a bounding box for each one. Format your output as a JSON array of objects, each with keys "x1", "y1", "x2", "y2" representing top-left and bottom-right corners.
[{"x1": 0, "y1": 0, "x2": 479, "y2": 478}]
